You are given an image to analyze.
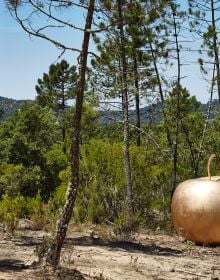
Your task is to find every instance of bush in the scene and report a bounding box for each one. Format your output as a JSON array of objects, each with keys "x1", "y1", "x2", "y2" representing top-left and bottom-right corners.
[
  {"x1": 0, "y1": 163, "x2": 25, "y2": 198},
  {"x1": 73, "y1": 139, "x2": 174, "y2": 228},
  {"x1": 0, "y1": 192, "x2": 48, "y2": 232},
  {"x1": 74, "y1": 139, "x2": 125, "y2": 223},
  {"x1": 0, "y1": 194, "x2": 27, "y2": 232},
  {"x1": 47, "y1": 167, "x2": 70, "y2": 226}
]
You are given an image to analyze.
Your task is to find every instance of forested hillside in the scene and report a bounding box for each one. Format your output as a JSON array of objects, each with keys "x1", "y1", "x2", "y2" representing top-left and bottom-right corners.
[
  {"x1": 0, "y1": 96, "x2": 32, "y2": 120},
  {"x1": 1, "y1": 95, "x2": 219, "y2": 125}
]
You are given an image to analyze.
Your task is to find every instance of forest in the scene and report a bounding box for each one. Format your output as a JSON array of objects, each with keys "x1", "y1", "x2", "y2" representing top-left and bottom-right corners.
[{"x1": 1, "y1": 0, "x2": 220, "y2": 278}]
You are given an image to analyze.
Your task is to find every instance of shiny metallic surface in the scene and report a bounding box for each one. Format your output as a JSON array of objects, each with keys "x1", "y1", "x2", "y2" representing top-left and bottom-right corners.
[{"x1": 171, "y1": 176, "x2": 220, "y2": 244}]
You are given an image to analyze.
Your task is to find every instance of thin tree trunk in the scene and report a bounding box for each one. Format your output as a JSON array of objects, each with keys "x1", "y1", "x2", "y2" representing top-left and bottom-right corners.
[
  {"x1": 211, "y1": 0, "x2": 220, "y2": 103},
  {"x1": 149, "y1": 41, "x2": 173, "y2": 154},
  {"x1": 133, "y1": 50, "x2": 141, "y2": 147},
  {"x1": 129, "y1": 0, "x2": 141, "y2": 147},
  {"x1": 171, "y1": 9, "x2": 181, "y2": 195},
  {"x1": 45, "y1": 0, "x2": 95, "y2": 266},
  {"x1": 117, "y1": 0, "x2": 133, "y2": 222},
  {"x1": 194, "y1": 63, "x2": 215, "y2": 177},
  {"x1": 61, "y1": 83, "x2": 66, "y2": 154}
]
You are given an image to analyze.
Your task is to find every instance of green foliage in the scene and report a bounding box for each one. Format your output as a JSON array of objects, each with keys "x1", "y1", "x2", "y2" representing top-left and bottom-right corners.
[
  {"x1": 0, "y1": 163, "x2": 25, "y2": 198},
  {"x1": 35, "y1": 59, "x2": 77, "y2": 111},
  {"x1": 86, "y1": 177, "x2": 105, "y2": 224},
  {"x1": 0, "y1": 103, "x2": 61, "y2": 160},
  {"x1": 46, "y1": 167, "x2": 70, "y2": 226},
  {"x1": 35, "y1": 59, "x2": 78, "y2": 151},
  {"x1": 0, "y1": 99, "x2": 216, "y2": 231},
  {"x1": 0, "y1": 192, "x2": 46, "y2": 232},
  {"x1": 48, "y1": 182, "x2": 67, "y2": 221},
  {"x1": 0, "y1": 195, "x2": 25, "y2": 232},
  {"x1": 74, "y1": 139, "x2": 125, "y2": 223},
  {"x1": 28, "y1": 192, "x2": 49, "y2": 230},
  {"x1": 164, "y1": 86, "x2": 205, "y2": 177},
  {"x1": 0, "y1": 97, "x2": 31, "y2": 121},
  {"x1": 75, "y1": 176, "x2": 106, "y2": 224},
  {"x1": 0, "y1": 91, "x2": 213, "y2": 231},
  {"x1": 65, "y1": 103, "x2": 99, "y2": 147},
  {"x1": 0, "y1": 103, "x2": 67, "y2": 199},
  {"x1": 74, "y1": 139, "x2": 172, "y2": 227}
]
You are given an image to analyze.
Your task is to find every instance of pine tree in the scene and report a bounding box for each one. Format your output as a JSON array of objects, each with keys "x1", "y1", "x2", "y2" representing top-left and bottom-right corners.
[
  {"x1": 35, "y1": 59, "x2": 77, "y2": 112},
  {"x1": 45, "y1": 1, "x2": 95, "y2": 265},
  {"x1": 36, "y1": 60, "x2": 78, "y2": 151}
]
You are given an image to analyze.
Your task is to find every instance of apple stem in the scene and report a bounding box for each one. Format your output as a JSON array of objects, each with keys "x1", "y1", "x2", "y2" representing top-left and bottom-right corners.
[{"x1": 207, "y1": 154, "x2": 216, "y2": 180}]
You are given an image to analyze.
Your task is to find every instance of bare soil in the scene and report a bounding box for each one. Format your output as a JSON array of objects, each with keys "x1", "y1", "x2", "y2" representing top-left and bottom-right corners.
[{"x1": 0, "y1": 224, "x2": 220, "y2": 280}]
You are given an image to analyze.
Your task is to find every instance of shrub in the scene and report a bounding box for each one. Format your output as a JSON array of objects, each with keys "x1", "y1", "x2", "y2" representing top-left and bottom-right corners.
[
  {"x1": 0, "y1": 192, "x2": 48, "y2": 232},
  {"x1": 0, "y1": 194, "x2": 27, "y2": 232},
  {"x1": 0, "y1": 163, "x2": 25, "y2": 198}
]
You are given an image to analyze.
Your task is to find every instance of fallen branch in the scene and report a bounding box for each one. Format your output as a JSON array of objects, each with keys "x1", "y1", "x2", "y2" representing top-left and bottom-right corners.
[{"x1": 174, "y1": 268, "x2": 207, "y2": 278}]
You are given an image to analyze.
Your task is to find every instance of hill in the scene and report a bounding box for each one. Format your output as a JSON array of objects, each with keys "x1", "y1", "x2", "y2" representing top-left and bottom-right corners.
[
  {"x1": 99, "y1": 99, "x2": 219, "y2": 125},
  {"x1": 0, "y1": 97, "x2": 32, "y2": 120},
  {"x1": 0, "y1": 96, "x2": 219, "y2": 124}
]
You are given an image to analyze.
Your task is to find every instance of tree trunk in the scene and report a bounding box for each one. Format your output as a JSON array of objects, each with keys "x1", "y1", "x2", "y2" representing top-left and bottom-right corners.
[
  {"x1": 117, "y1": 0, "x2": 133, "y2": 223},
  {"x1": 194, "y1": 63, "x2": 215, "y2": 177},
  {"x1": 45, "y1": 0, "x2": 95, "y2": 266},
  {"x1": 61, "y1": 82, "x2": 66, "y2": 154},
  {"x1": 149, "y1": 41, "x2": 173, "y2": 155},
  {"x1": 129, "y1": 0, "x2": 140, "y2": 147},
  {"x1": 171, "y1": 9, "x2": 181, "y2": 196},
  {"x1": 211, "y1": 0, "x2": 220, "y2": 103},
  {"x1": 133, "y1": 51, "x2": 141, "y2": 147}
]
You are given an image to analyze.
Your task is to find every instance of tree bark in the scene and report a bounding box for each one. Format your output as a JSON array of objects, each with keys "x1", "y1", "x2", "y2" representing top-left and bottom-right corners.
[
  {"x1": 149, "y1": 41, "x2": 173, "y2": 155},
  {"x1": 129, "y1": 0, "x2": 140, "y2": 147},
  {"x1": 133, "y1": 51, "x2": 141, "y2": 147},
  {"x1": 171, "y1": 9, "x2": 181, "y2": 196},
  {"x1": 194, "y1": 63, "x2": 215, "y2": 177},
  {"x1": 117, "y1": 0, "x2": 133, "y2": 223},
  {"x1": 45, "y1": 0, "x2": 95, "y2": 266},
  {"x1": 61, "y1": 82, "x2": 66, "y2": 154},
  {"x1": 211, "y1": 0, "x2": 220, "y2": 103}
]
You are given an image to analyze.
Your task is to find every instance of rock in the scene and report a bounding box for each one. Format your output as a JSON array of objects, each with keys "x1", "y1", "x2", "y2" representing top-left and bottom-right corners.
[{"x1": 17, "y1": 218, "x2": 34, "y2": 230}]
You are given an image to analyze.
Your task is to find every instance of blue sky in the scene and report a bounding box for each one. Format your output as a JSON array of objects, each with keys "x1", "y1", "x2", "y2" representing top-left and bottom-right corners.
[
  {"x1": 0, "y1": 1, "x2": 215, "y2": 104},
  {"x1": 1, "y1": 1, "x2": 83, "y2": 101}
]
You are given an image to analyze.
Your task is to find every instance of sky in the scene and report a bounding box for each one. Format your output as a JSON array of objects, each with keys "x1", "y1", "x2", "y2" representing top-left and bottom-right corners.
[
  {"x1": 1, "y1": 1, "x2": 83, "y2": 101},
  {"x1": 0, "y1": 1, "x2": 216, "y2": 104}
]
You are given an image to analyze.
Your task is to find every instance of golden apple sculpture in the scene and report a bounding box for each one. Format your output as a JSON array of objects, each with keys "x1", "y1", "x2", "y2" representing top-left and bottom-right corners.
[{"x1": 171, "y1": 154, "x2": 220, "y2": 244}]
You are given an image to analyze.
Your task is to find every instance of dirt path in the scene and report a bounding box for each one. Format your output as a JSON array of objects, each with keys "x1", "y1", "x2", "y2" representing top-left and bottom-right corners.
[{"x1": 0, "y1": 226, "x2": 220, "y2": 279}]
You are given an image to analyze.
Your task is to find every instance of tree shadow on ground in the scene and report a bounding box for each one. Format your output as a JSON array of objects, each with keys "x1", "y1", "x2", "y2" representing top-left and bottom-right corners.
[
  {"x1": 11, "y1": 234, "x2": 182, "y2": 257},
  {"x1": 12, "y1": 235, "x2": 43, "y2": 247},
  {"x1": 65, "y1": 236, "x2": 182, "y2": 257},
  {"x1": 0, "y1": 259, "x2": 26, "y2": 272},
  {"x1": 16, "y1": 235, "x2": 220, "y2": 257},
  {"x1": 33, "y1": 267, "x2": 88, "y2": 280},
  {"x1": 0, "y1": 258, "x2": 87, "y2": 279}
]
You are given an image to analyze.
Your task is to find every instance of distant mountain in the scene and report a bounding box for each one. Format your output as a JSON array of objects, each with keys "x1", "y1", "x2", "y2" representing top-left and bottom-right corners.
[
  {"x1": 0, "y1": 96, "x2": 219, "y2": 124},
  {"x1": 99, "y1": 100, "x2": 220, "y2": 125},
  {"x1": 0, "y1": 96, "x2": 32, "y2": 120},
  {"x1": 99, "y1": 102, "x2": 164, "y2": 124}
]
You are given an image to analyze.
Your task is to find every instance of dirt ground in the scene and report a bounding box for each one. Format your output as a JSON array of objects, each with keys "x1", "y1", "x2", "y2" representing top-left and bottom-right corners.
[{"x1": 0, "y1": 223, "x2": 220, "y2": 280}]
